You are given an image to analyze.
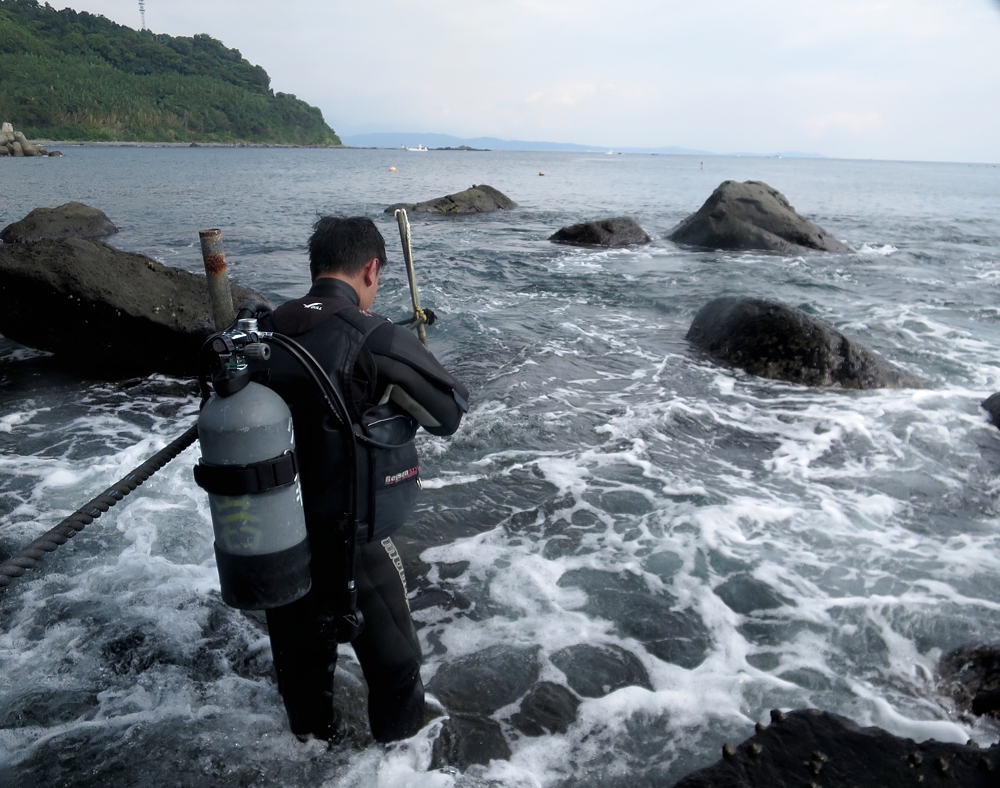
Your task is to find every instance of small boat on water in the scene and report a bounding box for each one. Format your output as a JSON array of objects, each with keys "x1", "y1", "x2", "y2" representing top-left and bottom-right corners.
[{"x1": 403, "y1": 144, "x2": 429, "y2": 152}]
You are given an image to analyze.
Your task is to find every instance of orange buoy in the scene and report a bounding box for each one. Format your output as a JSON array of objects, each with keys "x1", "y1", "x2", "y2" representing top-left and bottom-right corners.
[{"x1": 389, "y1": 166, "x2": 397, "y2": 171}]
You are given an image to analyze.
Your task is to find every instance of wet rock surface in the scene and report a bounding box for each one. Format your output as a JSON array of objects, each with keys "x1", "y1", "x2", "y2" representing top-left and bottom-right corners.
[
  {"x1": 939, "y1": 644, "x2": 1000, "y2": 718},
  {"x1": 430, "y1": 713, "x2": 512, "y2": 770},
  {"x1": 385, "y1": 184, "x2": 516, "y2": 215},
  {"x1": 0, "y1": 238, "x2": 266, "y2": 376},
  {"x1": 674, "y1": 708, "x2": 999, "y2": 788},
  {"x1": 508, "y1": 681, "x2": 580, "y2": 736},
  {"x1": 982, "y1": 393, "x2": 1000, "y2": 429},
  {"x1": 668, "y1": 180, "x2": 850, "y2": 253},
  {"x1": 551, "y1": 643, "x2": 652, "y2": 698},
  {"x1": 549, "y1": 217, "x2": 651, "y2": 246},
  {"x1": 558, "y1": 568, "x2": 711, "y2": 668},
  {"x1": 427, "y1": 644, "x2": 540, "y2": 714},
  {"x1": 1, "y1": 202, "x2": 117, "y2": 243},
  {"x1": 687, "y1": 296, "x2": 923, "y2": 388}
]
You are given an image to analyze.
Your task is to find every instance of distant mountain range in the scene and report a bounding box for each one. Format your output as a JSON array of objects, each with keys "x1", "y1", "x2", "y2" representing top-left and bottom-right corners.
[{"x1": 341, "y1": 132, "x2": 824, "y2": 158}]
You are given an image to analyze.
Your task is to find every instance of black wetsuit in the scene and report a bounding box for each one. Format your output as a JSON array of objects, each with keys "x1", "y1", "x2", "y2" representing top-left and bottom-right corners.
[{"x1": 257, "y1": 277, "x2": 468, "y2": 742}]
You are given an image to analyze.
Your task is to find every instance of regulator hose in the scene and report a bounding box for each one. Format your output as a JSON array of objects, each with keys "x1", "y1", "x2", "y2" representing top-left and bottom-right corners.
[{"x1": 0, "y1": 423, "x2": 199, "y2": 592}]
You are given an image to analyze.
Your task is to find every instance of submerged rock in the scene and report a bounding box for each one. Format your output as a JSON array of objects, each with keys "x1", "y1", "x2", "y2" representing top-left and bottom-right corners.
[
  {"x1": 714, "y1": 574, "x2": 793, "y2": 614},
  {"x1": 0, "y1": 238, "x2": 266, "y2": 376},
  {"x1": 2, "y1": 202, "x2": 118, "y2": 243},
  {"x1": 551, "y1": 643, "x2": 652, "y2": 698},
  {"x1": 431, "y1": 713, "x2": 511, "y2": 770},
  {"x1": 687, "y1": 296, "x2": 922, "y2": 389},
  {"x1": 668, "y1": 180, "x2": 850, "y2": 253},
  {"x1": 558, "y1": 568, "x2": 711, "y2": 668},
  {"x1": 549, "y1": 217, "x2": 651, "y2": 246},
  {"x1": 508, "y1": 681, "x2": 580, "y2": 736},
  {"x1": 427, "y1": 645, "x2": 539, "y2": 714},
  {"x1": 674, "y1": 708, "x2": 998, "y2": 787},
  {"x1": 385, "y1": 184, "x2": 516, "y2": 215}
]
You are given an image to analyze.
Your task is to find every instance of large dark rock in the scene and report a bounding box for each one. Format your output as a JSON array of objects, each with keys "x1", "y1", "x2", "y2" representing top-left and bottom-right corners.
[
  {"x1": 687, "y1": 296, "x2": 922, "y2": 389},
  {"x1": 982, "y1": 394, "x2": 1000, "y2": 429},
  {"x1": 549, "y1": 217, "x2": 650, "y2": 247},
  {"x1": 674, "y1": 708, "x2": 998, "y2": 788},
  {"x1": 669, "y1": 180, "x2": 850, "y2": 253},
  {"x1": 2, "y1": 202, "x2": 118, "y2": 243},
  {"x1": 385, "y1": 184, "x2": 516, "y2": 215},
  {"x1": 0, "y1": 239, "x2": 266, "y2": 376},
  {"x1": 939, "y1": 644, "x2": 1000, "y2": 718},
  {"x1": 430, "y1": 713, "x2": 511, "y2": 770},
  {"x1": 427, "y1": 645, "x2": 540, "y2": 714}
]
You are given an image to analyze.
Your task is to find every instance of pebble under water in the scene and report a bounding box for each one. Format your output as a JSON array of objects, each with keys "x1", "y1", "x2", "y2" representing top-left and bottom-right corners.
[{"x1": 1, "y1": 148, "x2": 1000, "y2": 787}]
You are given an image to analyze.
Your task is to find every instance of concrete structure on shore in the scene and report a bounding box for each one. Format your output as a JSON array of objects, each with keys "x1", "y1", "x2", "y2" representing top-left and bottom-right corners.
[{"x1": 0, "y1": 123, "x2": 61, "y2": 157}]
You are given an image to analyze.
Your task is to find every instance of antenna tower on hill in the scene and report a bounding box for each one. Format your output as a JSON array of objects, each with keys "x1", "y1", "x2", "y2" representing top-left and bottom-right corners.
[{"x1": 138, "y1": 1, "x2": 146, "y2": 30}]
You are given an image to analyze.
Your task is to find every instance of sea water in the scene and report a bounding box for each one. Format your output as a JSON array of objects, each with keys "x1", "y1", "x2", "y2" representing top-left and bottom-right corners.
[{"x1": 1, "y1": 148, "x2": 999, "y2": 787}]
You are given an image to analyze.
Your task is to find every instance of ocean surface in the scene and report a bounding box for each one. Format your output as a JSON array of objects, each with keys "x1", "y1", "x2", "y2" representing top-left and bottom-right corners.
[{"x1": 1, "y1": 147, "x2": 1000, "y2": 787}]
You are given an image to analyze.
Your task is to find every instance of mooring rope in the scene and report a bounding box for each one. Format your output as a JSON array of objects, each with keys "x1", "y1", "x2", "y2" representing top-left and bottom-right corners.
[{"x1": 0, "y1": 423, "x2": 199, "y2": 591}]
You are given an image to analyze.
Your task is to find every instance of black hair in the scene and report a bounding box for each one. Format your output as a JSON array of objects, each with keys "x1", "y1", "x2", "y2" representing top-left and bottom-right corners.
[{"x1": 308, "y1": 216, "x2": 388, "y2": 281}]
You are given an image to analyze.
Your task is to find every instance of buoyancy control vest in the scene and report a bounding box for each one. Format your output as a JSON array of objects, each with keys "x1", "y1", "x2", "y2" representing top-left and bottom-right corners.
[{"x1": 257, "y1": 294, "x2": 421, "y2": 545}]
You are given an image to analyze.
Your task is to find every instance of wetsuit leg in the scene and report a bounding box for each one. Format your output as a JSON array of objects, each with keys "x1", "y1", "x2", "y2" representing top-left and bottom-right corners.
[
  {"x1": 352, "y1": 536, "x2": 424, "y2": 742},
  {"x1": 265, "y1": 590, "x2": 338, "y2": 739}
]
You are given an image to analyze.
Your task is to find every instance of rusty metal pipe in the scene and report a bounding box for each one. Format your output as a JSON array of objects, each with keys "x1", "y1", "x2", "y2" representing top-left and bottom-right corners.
[{"x1": 199, "y1": 228, "x2": 236, "y2": 330}]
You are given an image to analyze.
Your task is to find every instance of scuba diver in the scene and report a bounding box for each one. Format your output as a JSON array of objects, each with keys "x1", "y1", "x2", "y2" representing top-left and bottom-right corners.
[{"x1": 199, "y1": 216, "x2": 469, "y2": 743}]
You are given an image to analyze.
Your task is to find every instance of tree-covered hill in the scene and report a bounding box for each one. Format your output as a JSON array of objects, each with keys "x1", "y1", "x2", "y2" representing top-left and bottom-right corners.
[{"x1": 0, "y1": 0, "x2": 341, "y2": 144}]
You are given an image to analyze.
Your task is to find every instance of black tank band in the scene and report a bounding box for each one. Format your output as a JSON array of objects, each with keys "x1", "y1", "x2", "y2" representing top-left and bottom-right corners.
[{"x1": 194, "y1": 451, "x2": 299, "y2": 496}]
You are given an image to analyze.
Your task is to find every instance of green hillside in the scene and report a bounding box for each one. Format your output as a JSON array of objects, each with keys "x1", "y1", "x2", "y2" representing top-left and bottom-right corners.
[{"x1": 0, "y1": 0, "x2": 341, "y2": 144}]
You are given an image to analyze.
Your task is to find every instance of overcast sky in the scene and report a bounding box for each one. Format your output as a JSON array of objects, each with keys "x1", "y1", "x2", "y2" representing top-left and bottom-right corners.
[{"x1": 61, "y1": 0, "x2": 1000, "y2": 162}]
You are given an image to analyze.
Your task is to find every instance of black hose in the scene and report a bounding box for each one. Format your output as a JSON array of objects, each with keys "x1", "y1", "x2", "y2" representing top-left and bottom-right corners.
[{"x1": 0, "y1": 423, "x2": 199, "y2": 592}]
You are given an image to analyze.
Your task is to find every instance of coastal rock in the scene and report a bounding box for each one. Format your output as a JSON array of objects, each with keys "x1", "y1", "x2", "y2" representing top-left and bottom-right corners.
[
  {"x1": 668, "y1": 180, "x2": 850, "y2": 253},
  {"x1": 687, "y1": 296, "x2": 922, "y2": 388},
  {"x1": 674, "y1": 708, "x2": 998, "y2": 788},
  {"x1": 2, "y1": 203, "x2": 118, "y2": 243},
  {"x1": 0, "y1": 238, "x2": 266, "y2": 376},
  {"x1": 549, "y1": 217, "x2": 651, "y2": 247},
  {"x1": 939, "y1": 644, "x2": 1000, "y2": 718},
  {"x1": 982, "y1": 393, "x2": 1000, "y2": 428},
  {"x1": 385, "y1": 184, "x2": 516, "y2": 215}
]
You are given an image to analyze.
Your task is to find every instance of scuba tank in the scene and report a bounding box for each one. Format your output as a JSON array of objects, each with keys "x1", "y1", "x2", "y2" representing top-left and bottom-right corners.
[
  {"x1": 194, "y1": 320, "x2": 311, "y2": 610},
  {"x1": 194, "y1": 315, "x2": 367, "y2": 641}
]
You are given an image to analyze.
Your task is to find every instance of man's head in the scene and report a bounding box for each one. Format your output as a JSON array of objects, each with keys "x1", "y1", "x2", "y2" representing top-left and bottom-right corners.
[
  {"x1": 309, "y1": 216, "x2": 387, "y2": 308},
  {"x1": 309, "y1": 216, "x2": 387, "y2": 280}
]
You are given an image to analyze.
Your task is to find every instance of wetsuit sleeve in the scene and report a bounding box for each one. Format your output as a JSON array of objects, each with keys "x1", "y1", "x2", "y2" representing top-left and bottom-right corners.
[{"x1": 366, "y1": 323, "x2": 469, "y2": 437}]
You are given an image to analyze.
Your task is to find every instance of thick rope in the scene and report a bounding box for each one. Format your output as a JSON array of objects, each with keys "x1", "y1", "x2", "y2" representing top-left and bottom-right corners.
[
  {"x1": 0, "y1": 423, "x2": 199, "y2": 591},
  {"x1": 393, "y1": 208, "x2": 428, "y2": 346}
]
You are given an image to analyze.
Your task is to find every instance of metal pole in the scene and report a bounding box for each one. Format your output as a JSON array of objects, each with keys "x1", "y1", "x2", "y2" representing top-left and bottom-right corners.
[
  {"x1": 393, "y1": 209, "x2": 427, "y2": 346},
  {"x1": 198, "y1": 228, "x2": 236, "y2": 331}
]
